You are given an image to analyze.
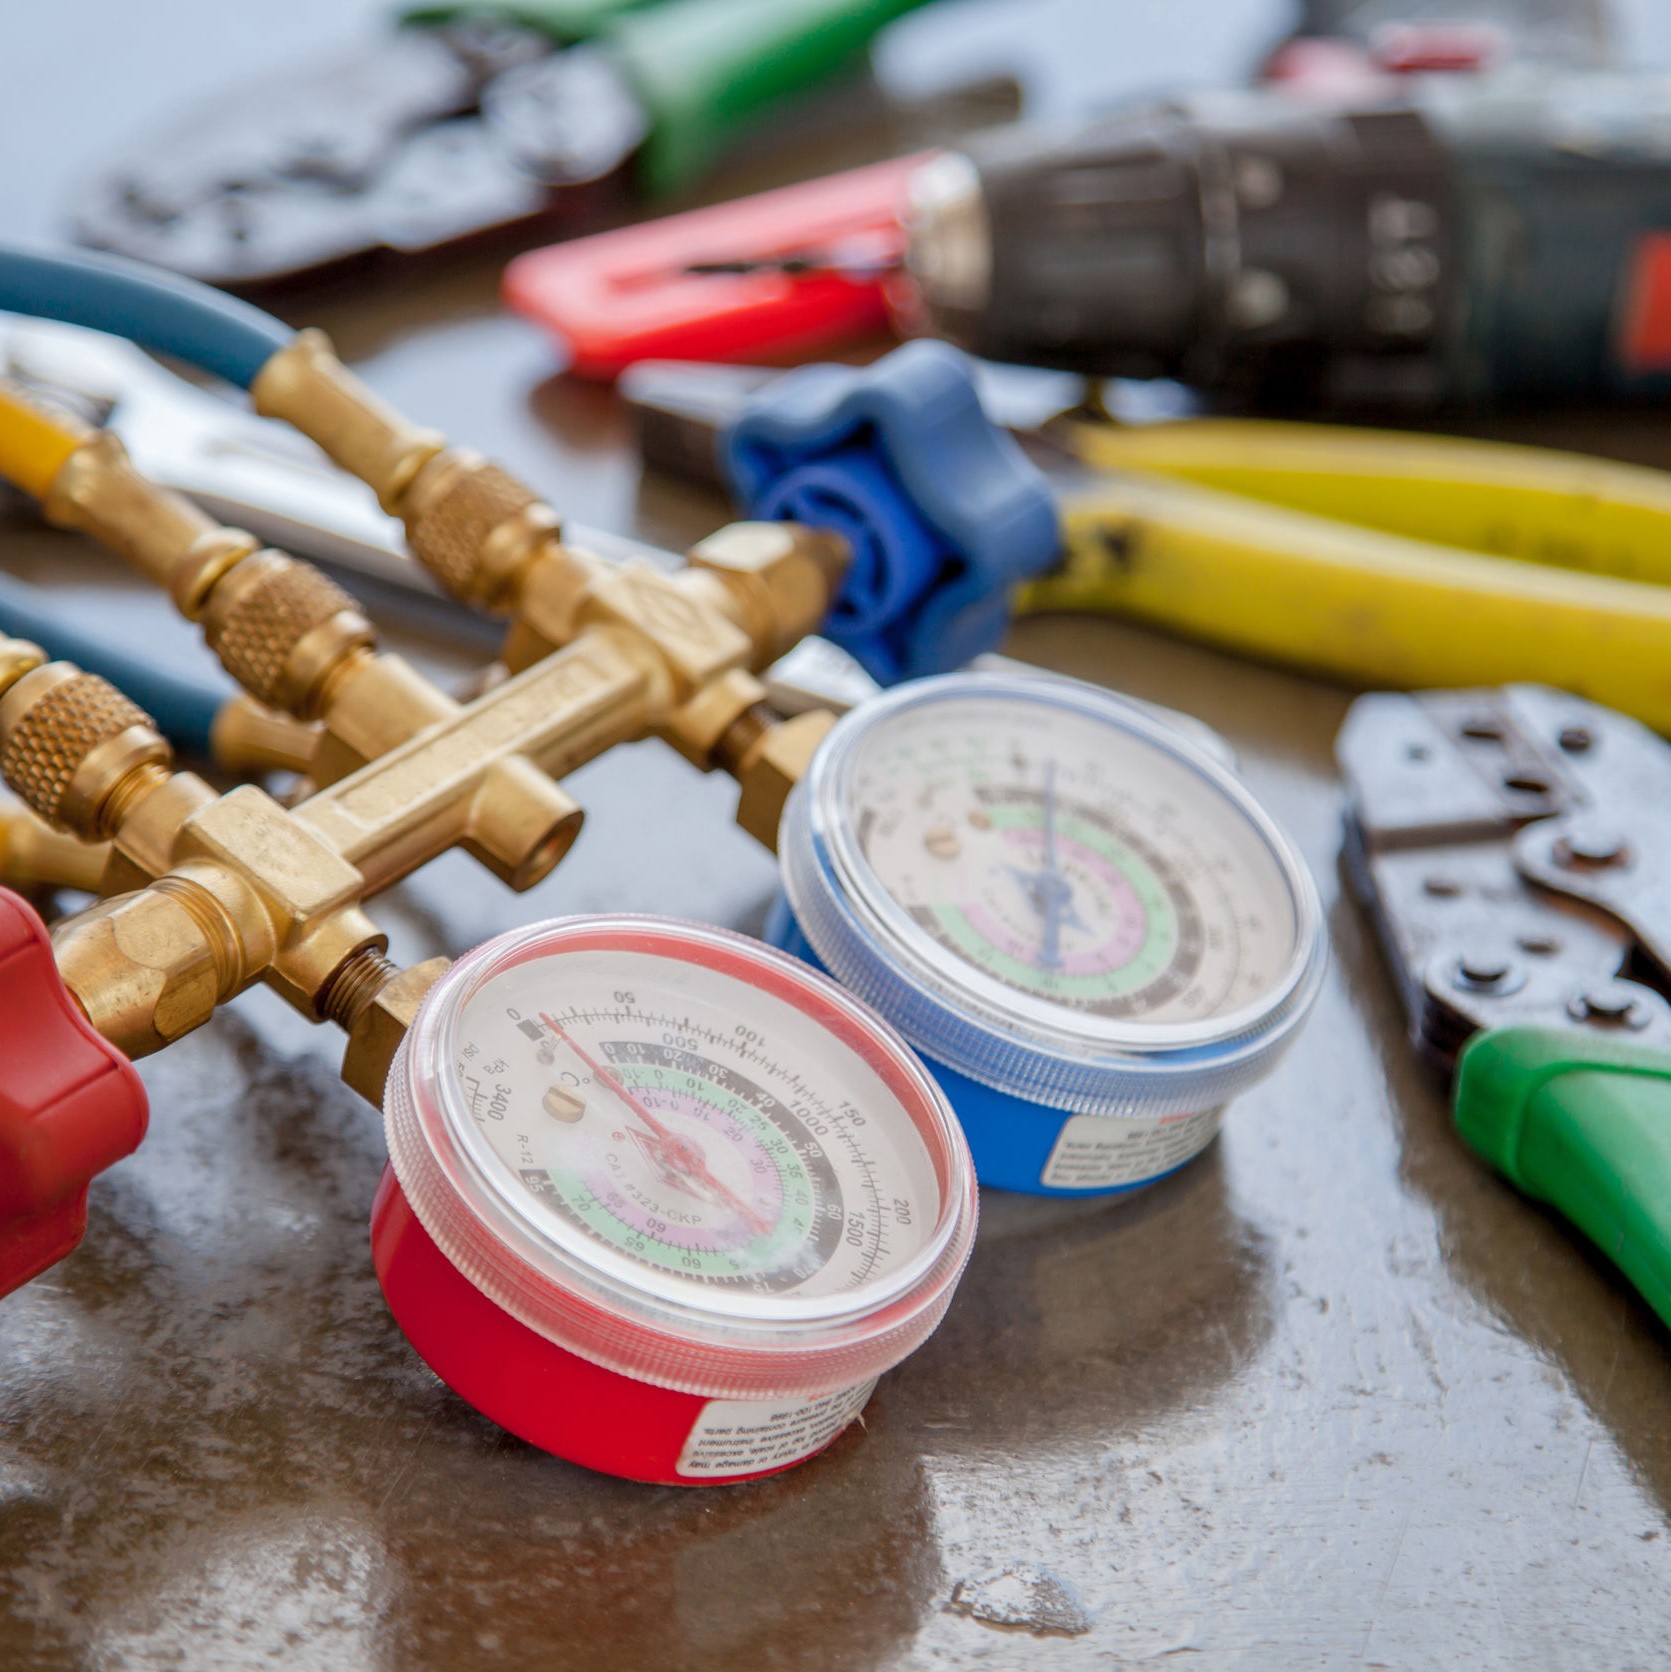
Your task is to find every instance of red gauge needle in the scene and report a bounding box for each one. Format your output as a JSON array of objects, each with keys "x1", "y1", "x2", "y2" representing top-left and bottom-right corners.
[
  {"x1": 541, "y1": 1014, "x2": 771, "y2": 1237},
  {"x1": 544, "y1": 1014, "x2": 674, "y2": 1140}
]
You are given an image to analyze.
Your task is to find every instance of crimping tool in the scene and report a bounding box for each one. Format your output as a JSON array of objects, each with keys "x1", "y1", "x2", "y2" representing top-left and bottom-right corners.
[{"x1": 1340, "y1": 683, "x2": 1671, "y2": 1328}]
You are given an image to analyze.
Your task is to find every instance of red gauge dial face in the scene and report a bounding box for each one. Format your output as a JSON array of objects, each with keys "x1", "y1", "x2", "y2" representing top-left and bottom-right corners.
[{"x1": 448, "y1": 942, "x2": 942, "y2": 1308}]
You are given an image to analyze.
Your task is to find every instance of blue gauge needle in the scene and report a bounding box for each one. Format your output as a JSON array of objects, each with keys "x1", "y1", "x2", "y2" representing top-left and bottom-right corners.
[{"x1": 1006, "y1": 760, "x2": 1088, "y2": 970}]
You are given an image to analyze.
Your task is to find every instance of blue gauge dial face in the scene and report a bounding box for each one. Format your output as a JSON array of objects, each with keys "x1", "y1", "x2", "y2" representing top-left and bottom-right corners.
[{"x1": 843, "y1": 695, "x2": 1300, "y2": 1026}]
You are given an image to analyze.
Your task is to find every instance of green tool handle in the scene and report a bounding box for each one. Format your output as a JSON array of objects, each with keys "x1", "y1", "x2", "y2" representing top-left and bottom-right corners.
[
  {"x1": 606, "y1": 0, "x2": 934, "y2": 197},
  {"x1": 398, "y1": 1, "x2": 660, "y2": 44},
  {"x1": 1454, "y1": 1026, "x2": 1671, "y2": 1331}
]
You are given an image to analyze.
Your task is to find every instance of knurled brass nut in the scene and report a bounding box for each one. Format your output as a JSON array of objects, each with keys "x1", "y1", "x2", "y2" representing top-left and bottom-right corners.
[
  {"x1": 0, "y1": 667, "x2": 169, "y2": 834},
  {"x1": 403, "y1": 449, "x2": 560, "y2": 609},
  {"x1": 205, "y1": 554, "x2": 373, "y2": 715}
]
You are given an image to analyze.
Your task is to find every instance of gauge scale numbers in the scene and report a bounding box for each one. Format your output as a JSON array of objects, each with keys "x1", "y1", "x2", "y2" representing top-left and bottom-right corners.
[
  {"x1": 845, "y1": 696, "x2": 1300, "y2": 1025},
  {"x1": 450, "y1": 949, "x2": 940, "y2": 1304}
]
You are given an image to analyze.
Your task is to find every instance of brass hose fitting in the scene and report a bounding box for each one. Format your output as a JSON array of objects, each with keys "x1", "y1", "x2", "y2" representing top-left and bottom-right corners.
[
  {"x1": 0, "y1": 639, "x2": 219, "y2": 888},
  {"x1": 198, "y1": 550, "x2": 374, "y2": 718},
  {"x1": 40, "y1": 428, "x2": 365, "y2": 718},
  {"x1": 53, "y1": 873, "x2": 266, "y2": 1059},
  {"x1": 250, "y1": 332, "x2": 854, "y2": 721},
  {"x1": 0, "y1": 659, "x2": 173, "y2": 840},
  {"x1": 0, "y1": 637, "x2": 45, "y2": 696},
  {"x1": 0, "y1": 639, "x2": 270, "y2": 1054},
  {"x1": 0, "y1": 646, "x2": 379, "y2": 1055},
  {"x1": 253, "y1": 331, "x2": 564, "y2": 614},
  {"x1": 0, "y1": 789, "x2": 110, "y2": 895},
  {"x1": 32, "y1": 422, "x2": 473, "y2": 791},
  {"x1": 210, "y1": 696, "x2": 320, "y2": 779},
  {"x1": 399, "y1": 449, "x2": 561, "y2": 613},
  {"x1": 728, "y1": 709, "x2": 839, "y2": 852},
  {"x1": 43, "y1": 431, "x2": 251, "y2": 597},
  {"x1": 684, "y1": 522, "x2": 852, "y2": 670},
  {"x1": 251, "y1": 329, "x2": 444, "y2": 518},
  {"x1": 338, "y1": 955, "x2": 451, "y2": 1105}
]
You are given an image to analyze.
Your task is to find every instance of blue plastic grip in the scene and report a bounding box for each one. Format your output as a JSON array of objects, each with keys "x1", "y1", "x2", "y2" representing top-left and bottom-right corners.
[
  {"x1": 723, "y1": 340, "x2": 1060, "y2": 684},
  {"x1": 0, "y1": 574, "x2": 226, "y2": 757},
  {"x1": 0, "y1": 244, "x2": 291, "y2": 390},
  {"x1": 748, "y1": 447, "x2": 940, "y2": 681}
]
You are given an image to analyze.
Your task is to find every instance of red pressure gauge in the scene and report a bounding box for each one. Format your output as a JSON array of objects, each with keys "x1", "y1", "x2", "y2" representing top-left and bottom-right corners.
[{"x1": 374, "y1": 915, "x2": 978, "y2": 1484}]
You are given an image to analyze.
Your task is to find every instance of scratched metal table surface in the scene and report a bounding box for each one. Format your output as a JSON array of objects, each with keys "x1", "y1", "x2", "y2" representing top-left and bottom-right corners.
[{"x1": 6, "y1": 3, "x2": 1671, "y2": 1669}]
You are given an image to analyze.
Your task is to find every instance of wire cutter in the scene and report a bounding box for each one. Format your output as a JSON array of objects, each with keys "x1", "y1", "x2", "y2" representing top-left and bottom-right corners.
[
  {"x1": 1339, "y1": 682, "x2": 1671, "y2": 1330},
  {"x1": 615, "y1": 355, "x2": 1671, "y2": 728},
  {"x1": 71, "y1": 0, "x2": 939, "y2": 288}
]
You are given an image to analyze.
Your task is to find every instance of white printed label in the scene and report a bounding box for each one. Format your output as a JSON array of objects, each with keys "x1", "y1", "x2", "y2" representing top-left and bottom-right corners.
[
  {"x1": 1041, "y1": 1107, "x2": 1223, "y2": 1190},
  {"x1": 677, "y1": 1380, "x2": 877, "y2": 1479}
]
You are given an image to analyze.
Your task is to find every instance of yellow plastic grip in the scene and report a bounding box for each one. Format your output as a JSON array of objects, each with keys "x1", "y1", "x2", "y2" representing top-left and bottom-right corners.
[
  {"x1": 1061, "y1": 416, "x2": 1671, "y2": 588},
  {"x1": 1021, "y1": 471, "x2": 1671, "y2": 731},
  {"x1": 1017, "y1": 419, "x2": 1671, "y2": 732},
  {"x1": 0, "y1": 382, "x2": 91, "y2": 501}
]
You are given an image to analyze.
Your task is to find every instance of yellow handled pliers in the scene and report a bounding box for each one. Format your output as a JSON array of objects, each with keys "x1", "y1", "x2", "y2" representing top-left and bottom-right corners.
[{"x1": 1018, "y1": 414, "x2": 1671, "y2": 732}]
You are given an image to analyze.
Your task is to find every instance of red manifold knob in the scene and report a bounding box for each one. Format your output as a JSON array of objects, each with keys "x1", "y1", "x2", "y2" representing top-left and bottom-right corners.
[{"x1": 0, "y1": 887, "x2": 148, "y2": 1297}]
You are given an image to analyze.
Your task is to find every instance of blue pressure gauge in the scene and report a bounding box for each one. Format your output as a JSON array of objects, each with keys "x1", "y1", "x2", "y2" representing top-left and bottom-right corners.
[{"x1": 768, "y1": 673, "x2": 1327, "y2": 1196}]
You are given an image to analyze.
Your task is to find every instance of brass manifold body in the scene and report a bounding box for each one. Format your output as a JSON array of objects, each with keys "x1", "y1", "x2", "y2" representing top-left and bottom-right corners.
[{"x1": 0, "y1": 333, "x2": 845, "y2": 1104}]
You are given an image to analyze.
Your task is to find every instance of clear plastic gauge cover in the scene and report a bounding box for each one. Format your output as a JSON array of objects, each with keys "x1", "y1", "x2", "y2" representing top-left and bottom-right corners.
[
  {"x1": 781, "y1": 672, "x2": 1327, "y2": 1118},
  {"x1": 385, "y1": 916, "x2": 979, "y2": 1400}
]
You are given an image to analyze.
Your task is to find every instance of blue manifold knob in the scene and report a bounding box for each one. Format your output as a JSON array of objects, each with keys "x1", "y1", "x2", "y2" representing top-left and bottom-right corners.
[{"x1": 724, "y1": 341, "x2": 1060, "y2": 684}]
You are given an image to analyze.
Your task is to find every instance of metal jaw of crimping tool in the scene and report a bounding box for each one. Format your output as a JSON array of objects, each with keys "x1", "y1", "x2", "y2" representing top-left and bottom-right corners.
[
  {"x1": 1339, "y1": 683, "x2": 1671, "y2": 1329},
  {"x1": 69, "y1": 0, "x2": 942, "y2": 288},
  {"x1": 1339, "y1": 683, "x2": 1671, "y2": 1064}
]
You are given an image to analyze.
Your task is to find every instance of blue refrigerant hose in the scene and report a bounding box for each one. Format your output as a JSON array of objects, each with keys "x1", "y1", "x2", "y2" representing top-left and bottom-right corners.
[{"x1": 0, "y1": 244, "x2": 290, "y2": 390}]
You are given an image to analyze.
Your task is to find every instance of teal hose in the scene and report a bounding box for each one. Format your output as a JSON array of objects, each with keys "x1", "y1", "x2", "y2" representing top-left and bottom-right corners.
[{"x1": 0, "y1": 244, "x2": 290, "y2": 389}]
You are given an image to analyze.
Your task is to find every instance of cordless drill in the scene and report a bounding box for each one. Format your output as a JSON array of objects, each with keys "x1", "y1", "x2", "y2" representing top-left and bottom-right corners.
[{"x1": 901, "y1": 66, "x2": 1671, "y2": 408}]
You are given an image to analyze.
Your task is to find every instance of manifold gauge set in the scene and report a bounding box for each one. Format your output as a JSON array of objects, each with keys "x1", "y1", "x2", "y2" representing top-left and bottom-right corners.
[
  {"x1": 371, "y1": 674, "x2": 1323, "y2": 1480},
  {"x1": 0, "y1": 247, "x2": 1324, "y2": 1487}
]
